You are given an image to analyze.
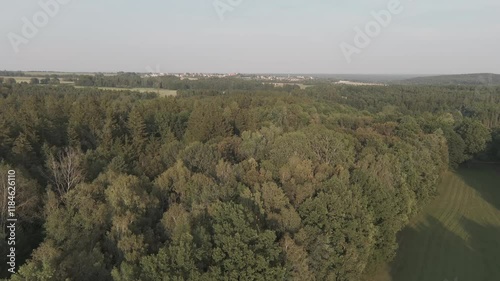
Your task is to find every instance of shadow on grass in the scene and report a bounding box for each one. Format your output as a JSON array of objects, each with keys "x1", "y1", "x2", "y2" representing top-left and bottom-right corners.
[
  {"x1": 389, "y1": 216, "x2": 476, "y2": 281},
  {"x1": 384, "y1": 165, "x2": 500, "y2": 281},
  {"x1": 388, "y1": 215, "x2": 500, "y2": 281},
  {"x1": 460, "y1": 217, "x2": 500, "y2": 280},
  {"x1": 458, "y1": 164, "x2": 500, "y2": 211}
]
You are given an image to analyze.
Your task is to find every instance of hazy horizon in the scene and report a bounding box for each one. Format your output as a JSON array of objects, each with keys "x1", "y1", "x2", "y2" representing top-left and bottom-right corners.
[
  {"x1": 2, "y1": 0, "x2": 499, "y2": 74},
  {"x1": 1, "y1": 70, "x2": 499, "y2": 77}
]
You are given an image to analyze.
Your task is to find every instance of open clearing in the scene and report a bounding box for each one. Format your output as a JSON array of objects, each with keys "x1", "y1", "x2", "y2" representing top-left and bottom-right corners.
[
  {"x1": 1, "y1": 76, "x2": 37, "y2": 83},
  {"x1": 74, "y1": 86, "x2": 177, "y2": 96},
  {"x1": 1, "y1": 81, "x2": 177, "y2": 96},
  {"x1": 1, "y1": 76, "x2": 74, "y2": 84},
  {"x1": 373, "y1": 164, "x2": 500, "y2": 281},
  {"x1": 334, "y1": 80, "x2": 387, "y2": 86}
]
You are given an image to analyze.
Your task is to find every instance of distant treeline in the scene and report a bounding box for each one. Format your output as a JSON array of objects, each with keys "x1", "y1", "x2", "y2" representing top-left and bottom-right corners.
[
  {"x1": 0, "y1": 71, "x2": 25, "y2": 77},
  {"x1": 73, "y1": 72, "x2": 300, "y2": 92}
]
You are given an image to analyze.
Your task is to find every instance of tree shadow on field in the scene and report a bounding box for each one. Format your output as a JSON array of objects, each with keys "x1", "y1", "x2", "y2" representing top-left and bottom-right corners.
[
  {"x1": 460, "y1": 218, "x2": 500, "y2": 280},
  {"x1": 389, "y1": 216, "x2": 478, "y2": 281},
  {"x1": 458, "y1": 164, "x2": 500, "y2": 211}
]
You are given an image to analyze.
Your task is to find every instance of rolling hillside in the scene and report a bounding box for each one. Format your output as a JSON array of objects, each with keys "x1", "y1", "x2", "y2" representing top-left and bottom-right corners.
[{"x1": 402, "y1": 73, "x2": 500, "y2": 86}]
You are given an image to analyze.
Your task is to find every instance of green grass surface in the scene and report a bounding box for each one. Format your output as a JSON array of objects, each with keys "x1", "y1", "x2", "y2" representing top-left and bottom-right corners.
[
  {"x1": 74, "y1": 86, "x2": 177, "y2": 96},
  {"x1": 23, "y1": 71, "x2": 117, "y2": 76},
  {"x1": 374, "y1": 165, "x2": 500, "y2": 281},
  {"x1": 1, "y1": 76, "x2": 35, "y2": 83},
  {"x1": 1, "y1": 76, "x2": 74, "y2": 84}
]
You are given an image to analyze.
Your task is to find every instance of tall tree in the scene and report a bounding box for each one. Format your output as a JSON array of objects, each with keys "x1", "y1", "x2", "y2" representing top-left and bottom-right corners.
[{"x1": 46, "y1": 147, "x2": 85, "y2": 198}]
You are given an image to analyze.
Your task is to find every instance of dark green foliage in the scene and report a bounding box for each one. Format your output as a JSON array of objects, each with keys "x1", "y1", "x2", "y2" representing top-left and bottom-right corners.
[
  {"x1": 184, "y1": 100, "x2": 232, "y2": 142},
  {"x1": 443, "y1": 127, "x2": 467, "y2": 168},
  {"x1": 456, "y1": 118, "x2": 491, "y2": 159},
  {"x1": 206, "y1": 202, "x2": 286, "y2": 280},
  {"x1": 490, "y1": 129, "x2": 500, "y2": 159}
]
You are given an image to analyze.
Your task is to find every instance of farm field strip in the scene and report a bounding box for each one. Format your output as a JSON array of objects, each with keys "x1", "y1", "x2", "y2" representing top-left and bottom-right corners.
[{"x1": 73, "y1": 86, "x2": 177, "y2": 96}]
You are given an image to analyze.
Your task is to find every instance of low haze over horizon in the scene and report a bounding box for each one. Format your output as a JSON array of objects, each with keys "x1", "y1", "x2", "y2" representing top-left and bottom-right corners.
[{"x1": 1, "y1": 0, "x2": 500, "y2": 74}]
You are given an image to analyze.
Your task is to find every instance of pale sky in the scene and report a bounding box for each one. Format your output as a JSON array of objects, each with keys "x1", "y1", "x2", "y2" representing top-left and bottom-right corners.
[{"x1": 1, "y1": 0, "x2": 499, "y2": 74}]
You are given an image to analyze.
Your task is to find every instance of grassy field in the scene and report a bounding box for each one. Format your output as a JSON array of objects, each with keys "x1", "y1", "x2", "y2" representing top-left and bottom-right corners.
[
  {"x1": 23, "y1": 71, "x2": 117, "y2": 76},
  {"x1": 4, "y1": 78, "x2": 313, "y2": 96},
  {"x1": 1, "y1": 76, "x2": 36, "y2": 83},
  {"x1": 1, "y1": 81, "x2": 178, "y2": 96},
  {"x1": 74, "y1": 86, "x2": 177, "y2": 96},
  {"x1": 1, "y1": 76, "x2": 74, "y2": 84},
  {"x1": 373, "y1": 164, "x2": 500, "y2": 281},
  {"x1": 266, "y1": 82, "x2": 314, "y2": 89}
]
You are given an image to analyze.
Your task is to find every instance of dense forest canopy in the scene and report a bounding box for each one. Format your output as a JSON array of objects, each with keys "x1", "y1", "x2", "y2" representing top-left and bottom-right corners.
[{"x1": 0, "y1": 78, "x2": 499, "y2": 280}]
